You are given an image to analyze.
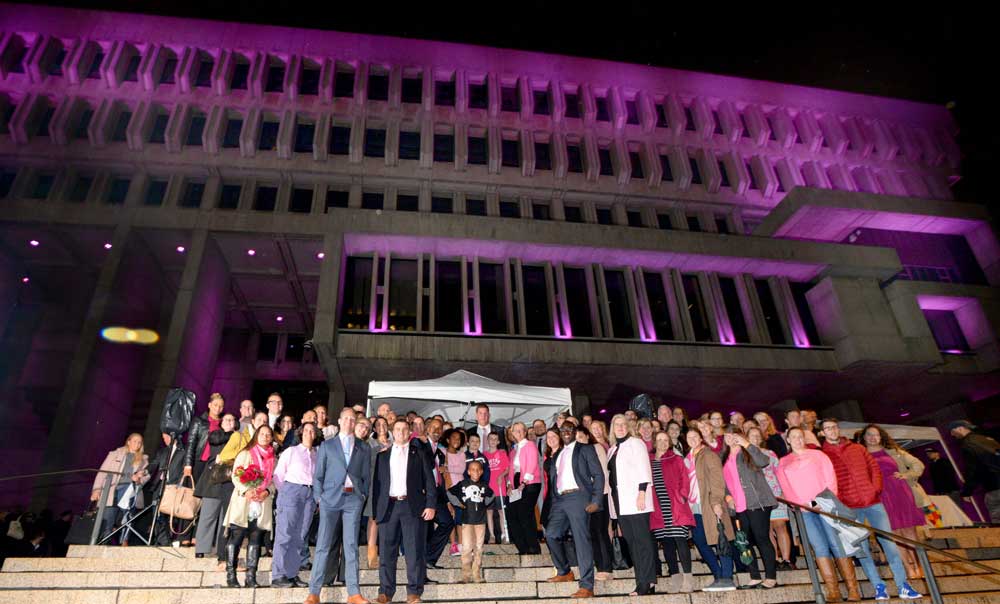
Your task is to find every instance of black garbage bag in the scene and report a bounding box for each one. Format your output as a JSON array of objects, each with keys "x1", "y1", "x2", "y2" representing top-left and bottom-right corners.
[
  {"x1": 628, "y1": 393, "x2": 654, "y2": 420},
  {"x1": 160, "y1": 387, "x2": 196, "y2": 435}
]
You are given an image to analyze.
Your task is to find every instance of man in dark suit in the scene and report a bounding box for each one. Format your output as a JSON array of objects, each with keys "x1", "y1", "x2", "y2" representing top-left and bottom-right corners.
[
  {"x1": 372, "y1": 419, "x2": 437, "y2": 604},
  {"x1": 544, "y1": 423, "x2": 605, "y2": 599},
  {"x1": 465, "y1": 404, "x2": 507, "y2": 451},
  {"x1": 305, "y1": 408, "x2": 371, "y2": 604}
]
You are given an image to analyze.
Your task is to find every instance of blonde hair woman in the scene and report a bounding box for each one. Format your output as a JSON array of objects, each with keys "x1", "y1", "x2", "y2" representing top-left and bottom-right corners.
[
  {"x1": 753, "y1": 412, "x2": 788, "y2": 457},
  {"x1": 607, "y1": 414, "x2": 657, "y2": 596},
  {"x1": 92, "y1": 433, "x2": 150, "y2": 544}
]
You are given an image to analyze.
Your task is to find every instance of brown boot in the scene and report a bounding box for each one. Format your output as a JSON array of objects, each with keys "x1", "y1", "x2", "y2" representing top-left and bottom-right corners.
[
  {"x1": 835, "y1": 557, "x2": 862, "y2": 602},
  {"x1": 460, "y1": 562, "x2": 472, "y2": 584},
  {"x1": 816, "y1": 557, "x2": 842, "y2": 603},
  {"x1": 472, "y1": 561, "x2": 483, "y2": 583}
]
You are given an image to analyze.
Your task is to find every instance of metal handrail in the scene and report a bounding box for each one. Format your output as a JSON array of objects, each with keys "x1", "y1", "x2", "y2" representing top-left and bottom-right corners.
[
  {"x1": 778, "y1": 496, "x2": 999, "y2": 604},
  {"x1": 0, "y1": 467, "x2": 129, "y2": 545}
]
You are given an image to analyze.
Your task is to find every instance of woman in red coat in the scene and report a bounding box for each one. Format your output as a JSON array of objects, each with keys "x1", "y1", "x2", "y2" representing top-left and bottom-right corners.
[{"x1": 650, "y1": 432, "x2": 695, "y2": 593}]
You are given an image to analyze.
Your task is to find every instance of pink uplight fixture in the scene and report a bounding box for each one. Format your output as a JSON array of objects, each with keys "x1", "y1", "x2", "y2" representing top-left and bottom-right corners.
[
  {"x1": 247, "y1": 249, "x2": 256, "y2": 256},
  {"x1": 29, "y1": 240, "x2": 39, "y2": 247},
  {"x1": 103, "y1": 242, "x2": 113, "y2": 250},
  {"x1": 21, "y1": 276, "x2": 29, "y2": 283},
  {"x1": 176, "y1": 246, "x2": 186, "y2": 253},
  {"x1": 316, "y1": 252, "x2": 325, "y2": 259},
  {"x1": 275, "y1": 315, "x2": 284, "y2": 322}
]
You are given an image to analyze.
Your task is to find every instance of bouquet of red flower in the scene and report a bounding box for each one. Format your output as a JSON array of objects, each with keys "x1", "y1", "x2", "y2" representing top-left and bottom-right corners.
[{"x1": 235, "y1": 463, "x2": 264, "y2": 489}]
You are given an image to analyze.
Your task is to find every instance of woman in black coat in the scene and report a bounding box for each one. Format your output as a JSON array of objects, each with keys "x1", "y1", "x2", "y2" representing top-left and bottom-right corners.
[{"x1": 194, "y1": 413, "x2": 237, "y2": 559}]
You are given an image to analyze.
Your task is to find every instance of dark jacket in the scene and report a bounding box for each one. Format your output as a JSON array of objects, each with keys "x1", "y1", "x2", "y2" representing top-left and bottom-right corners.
[
  {"x1": 928, "y1": 457, "x2": 960, "y2": 494},
  {"x1": 446, "y1": 479, "x2": 494, "y2": 525},
  {"x1": 548, "y1": 441, "x2": 605, "y2": 509},
  {"x1": 959, "y1": 433, "x2": 1000, "y2": 496},
  {"x1": 145, "y1": 441, "x2": 187, "y2": 496},
  {"x1": 821, "y1": 439, "x2": 882, "y2": 508},
  {"x1": 466, "y1": 423, "x2": 508, "y2": 450},
  {"x1": 183, "y1": 412, "x2": 213, "y2": 468},
  {"x1": 193, "y1": 428, "x2": 235, "y2": 499},
  {"x1": 371, "y1": 442, "x2": 437, "y2": 523},
  {"x1": 463, "y1": 450, "x2": 491, "y2": 485}
]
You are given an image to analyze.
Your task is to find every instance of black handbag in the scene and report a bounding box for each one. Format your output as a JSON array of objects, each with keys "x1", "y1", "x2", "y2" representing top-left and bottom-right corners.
[
  {"x1": 611, "y1": 520, "x2": 633, "y2": 570},
  {"x1": 65, "y1": 504, "x2": 98, "y2": 545},
  {"x1": 208, "y1": 460, "x2": 233, "y2": 485}
]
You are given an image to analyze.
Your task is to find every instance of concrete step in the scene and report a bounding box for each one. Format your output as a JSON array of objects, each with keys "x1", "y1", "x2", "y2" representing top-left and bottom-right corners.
[{"x1": 65, "y1": 543, "x2": 545, "y2": 559}]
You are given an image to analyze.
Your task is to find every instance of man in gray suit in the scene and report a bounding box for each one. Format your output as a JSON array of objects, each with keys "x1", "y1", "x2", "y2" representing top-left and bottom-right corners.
[{"x1": 305, "y1": 408, "x2": 371, "y2": 604}]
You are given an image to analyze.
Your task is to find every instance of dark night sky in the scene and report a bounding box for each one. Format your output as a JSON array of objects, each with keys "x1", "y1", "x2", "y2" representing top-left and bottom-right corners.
[{"x1": 33, "y1": 2, "x2": 994, "y2": 212}]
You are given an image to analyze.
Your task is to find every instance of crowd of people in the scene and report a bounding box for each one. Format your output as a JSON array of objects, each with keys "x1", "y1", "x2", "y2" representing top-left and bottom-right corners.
[{"x1": 74, "y1": 394, "x2": 1000, "y2": 604}]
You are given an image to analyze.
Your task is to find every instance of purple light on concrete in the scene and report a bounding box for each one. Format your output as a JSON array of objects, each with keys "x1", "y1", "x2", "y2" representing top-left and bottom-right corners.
[
  {"x1": 900, "y1": 411, "x2": 911, "y2": 417},
  {"x1": 276, "y1": 315, "x2": 284, "y2": 323},
  {"x1": 316, "y1": 252, "x2": 325, "y2": 259},
  {"x1": 104, "y1": 242, "x2": 113, "y2": 250},
  {"x1": 247, "y1": 249, "x2": 256, "y2": 256},
  {"x1": 29, "y1": 239, "x2": 39, "y2": 247},
  {"x1": 943, "y1": 349, "x2": 965, "y2": 355},
  {"x1": 176, "y1": 245, "x2": 186, "y2": 253}
]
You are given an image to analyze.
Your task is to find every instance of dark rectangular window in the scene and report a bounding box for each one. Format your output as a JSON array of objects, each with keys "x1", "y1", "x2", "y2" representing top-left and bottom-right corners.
[
  {"x1": 299, "y1": 67, "x2": 320, "y2": 95},
  {"x1": 629, "y1": 151, "x2": 644, "y2": 179},
  {"x1": 655, "y1": 103, "x2": 669, "y2": 128},
  {"x1": 388, "y1": 259, "x2": 419, "y2": 332},
  {"x1": 186, "y1": 115, "x2": 205, "y2": 146},
  {"x1": 468, "y1": 81, "x2": 488, "y2": 109},
  {"x1": 368, "y1": 72, "x2": 389, "y2": 101},
  {"x1": 179, "y1": 181, "x2": 204, "y2": 208},
  {"x1": 684, "y1": 106, "x2": 696, "y2": 131},
  {"x1": 627, "y1": 210, "x2": 643, "y2": 227},
  {"x1": 564, "y1": 205, "x2": 583, "y2": 223},
  {"x1": 564, "y1": 92, "x2": 581, "y2": 118},
  {"x1": 660, "y1": 155, "x2": 673, "y2": 181},
  {"x1": 745, "y1": 160, "x2": 758, "y2": 190},
  {"x1": 501, "y1": 139, "x2": 520, "y2": 167},
  {"x1": 111, "y1": 111, "x2": 131, "y2": 142},
  {"x1": 534, "y1": 141, "x2": 552, "y2": 170},
  {"x1": 48, "y1": 48, "x2": 67, "y2": 76},
  {"x1": 123, "y1": 55, "x2": 140, "y2": 82},
  {"x1": 254, "y1": 186, "x2": 277, "y2": 211},
  {"x1": 754, "y1": 279, "x2": 786, "y2": 345},
  {"x1": 31, "y1": 174, "x2": 54, "y2": 199},
  {"x1": 339, "y1": 257, "x2": 373, "y2": 329},
  {"x1": 294, "y1": 122, "x2": 314, "y2": 153},
  {"x1": 523, "y1": 266, "x2": 552, "y2": 336},
  {"x1": 767, "y1": 116, "x2": 779, "y2": 141},
  {"x1": 258, "y1": 120, "x2": 279, "y2": 151},
  {"x1": 604, "y1": 269, "x2": 635, "y2": 338},
  {"x1": 500, "y1": 86, "x2": 519, "y2": 112},
  {"x1": 595, "y1": 96, "x2": 610, "y2": 122},
  {"x1": 480, "y1": 262, "x2": 507, "y2": 335},
  {"x1": 435, "y1": 79, "x2": 456, "y2": 106},
  {"x1": 499, "y1": 200, "x2": 520, "y2": 218},
  {"x1": 689, "y1": 157, "x2": 703, "y2": 185},
  {"x1": 643, "y1": 272, "x2": 674, "y2": 340},
  {"x1": 231, "y1": 62, "x2": 249, "y2": 89},
  {"x1": 533, "y1": 90, "x2": 550, "y2": 115},
  {"x1": 712, "y1": 110, "x2": 724, "y2": 135},
  {"x1": 145, "y1": 179, "x2": 167, "y2": 206},
  {"x1": 87, "y1": 51, "x2": 104, "y2": 79},
  {"x1": 69, "y1": 175, "x2": 92, "y2": 202},
  {"x1": 36, "y1": 106, "x2": 54, "y2": 137},
  {"x1": 329, "y1": 126, "x2": 350, "y2": 155},
  {"x1": 564, "y1": 267, "x2": 594, "y2": 337},
  {"x1": 431, "y1": 196, "x2": 452, "y2": 213},
  {"x1": 465, "y1": 198, "x2": 486, "y2": 216},
  {"x1": 290, "y1": 187, "x2": 312, "y2": 213},
  {"x1": 396, "y1": 194, "x2": 418, "y2": 212},
  {"x1": 923, "y1": 309, "x2": 970, "y2": 352},
  {"x1": 401, "y1": 76, "x2": 422, "y2": 103},
  {"x1": 718, "y1": 160, "x2": 730, "y2": 187},
  {"x1": 433, "y1": 134, "x2": 454, "y2": 163},
  {"x1": 284, "y1": 335, "x2": 305, "y2": 362},
  {"x1": 686, "y1": 215, "x2": 702, "y2": 232},
  {"x1": 598, "y1": 148, "x2": 613, "y2": 176},
  {"x1": 532, "y1": 203, "x2": 550, "y2": 220},
  {"x1": 596, "y1": 207, "x2": 613, "y2": 225},
  {"x1": 74, "y1": 108, "x2": 93, "y2": 139},
  {"x1": 160, "y1": 58, "x2": 177, "y2": 84},
  {"x1": 265, "y1": 65, "x2": 284, "y2": 93},
  {"x1": 682, "y1": 274, "x2": 713, "y2": 342},
  {"x1": 257, "y1": 334, "x2": 278, "y2": 360},
  {"x1": 399, "y1": 131, "x2": 420, "y2": 160},
  {"x1": 566, "y1": 144, "x2": 583, "y2": 173},
  {"x1": 657, "y1": 213, "x2": 673, "y2": 230},
  {"x1": 435, "y1": 260, "x2": 463, "y2": 332},
  {"x1": 148, "y1": 113, "x2": 168, "y2": 144},
  {"x1": 361, "y1": 191, "x2": 383, "y2": 210},
  {"x1": 625, "y1": 100, "x2": 639, "y2": 125},
  {"x1": 334, "y1": 69, "x2": 355, "y2": 97},
  {"x1": 195, "y1": 59, "x2": 213, "y2": 87},
  {"x1": 0, "y1": 171, "x2": 15, "y2": 198},
  {"x1": 740, "y1": 113, "x2": 752, "y2": 138},
  {"x1": 715, "y1": 216, "x2": 731, "y2": 234},
  {"x1": 468, "y1": 136, "x2": 487, "y2": 165},
  {"x1": 218, "y1": 184, "x2": 241, "y2": 209},
  {"x1": 222, "y1": 118, "x2": 242, "y2": 148},
  {"x1": 789, "y1": 282, "x2": 821, "y2": 346},
  {"x1": 325, "y1": 189, "x2": 349, "y2": 211},
  {"x1": 106, "y1": 177, "x2": 130, "y2": 205},
  {"x1": 363, "y1": 129, "x2": 386, "y2": 158},
  {"x1": 718, "y1": 276, "x2": 750, "y2": 343}
]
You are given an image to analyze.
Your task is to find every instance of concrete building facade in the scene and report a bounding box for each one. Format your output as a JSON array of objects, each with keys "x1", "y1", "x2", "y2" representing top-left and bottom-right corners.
[{"x1": 0, "y1": 5, "x2": 997, "y2": 508}]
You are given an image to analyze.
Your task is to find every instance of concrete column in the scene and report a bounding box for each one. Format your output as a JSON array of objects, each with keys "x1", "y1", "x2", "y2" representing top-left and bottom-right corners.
[
  {"x1": 312, "y1": 234, "x2": 345, "y2": 403},
  {"x1": 143, "y1": 230, "x2": 231, "y2": 443}
]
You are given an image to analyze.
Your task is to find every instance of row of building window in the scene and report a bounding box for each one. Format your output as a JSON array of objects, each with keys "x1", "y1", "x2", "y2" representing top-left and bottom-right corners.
[
  {"x1": 337, "y1": 255, "x2": 821, "y2": 347},
  {"x1": 0, "y1": 32, "x2": 955, "y2": 170},
  {"x1": 0, "y1": 94, "x2": 950, "y2": 201}
]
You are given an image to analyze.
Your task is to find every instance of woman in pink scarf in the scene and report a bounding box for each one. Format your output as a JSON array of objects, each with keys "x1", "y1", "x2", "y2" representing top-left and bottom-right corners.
[{"x1": 223, "y1": 425, "x2": 277, "y2": 588}]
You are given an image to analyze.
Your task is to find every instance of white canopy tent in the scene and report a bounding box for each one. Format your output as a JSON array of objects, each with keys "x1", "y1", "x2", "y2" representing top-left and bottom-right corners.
[{"x1": 365, "y1": 370, "x2": 572, "y2": 428}]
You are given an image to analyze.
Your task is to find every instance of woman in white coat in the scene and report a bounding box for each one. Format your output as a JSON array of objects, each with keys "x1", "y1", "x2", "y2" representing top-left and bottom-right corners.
[
  {"x1": 607, "y1": 414, "x2": 658, "y2": 596},
  {"x1": 91, "y1": 433, "x2": 150, "y2": 544}
]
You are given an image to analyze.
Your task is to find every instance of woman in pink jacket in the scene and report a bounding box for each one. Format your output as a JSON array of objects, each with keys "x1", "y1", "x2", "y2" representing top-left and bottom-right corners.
[
  {"x1": 505, "y1": 421, "x2": 542, "y2": 555},
  {"x1": 650, "y1": 431, "x2": 695, "y2": 592}
]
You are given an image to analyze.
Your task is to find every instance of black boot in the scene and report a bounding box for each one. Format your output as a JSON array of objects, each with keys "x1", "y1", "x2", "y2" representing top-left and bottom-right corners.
[
  {"x1": 225, "y1": 543, "x2": 240, "y2": 588},
  {"x1": 245, "y1": 544, "x2": 261, "y2": 588}
]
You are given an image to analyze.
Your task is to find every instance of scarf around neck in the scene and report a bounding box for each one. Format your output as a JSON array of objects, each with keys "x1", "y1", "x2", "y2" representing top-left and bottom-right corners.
[{"x1": 250, "y1": 444, "x2": 276, "y2": 491}]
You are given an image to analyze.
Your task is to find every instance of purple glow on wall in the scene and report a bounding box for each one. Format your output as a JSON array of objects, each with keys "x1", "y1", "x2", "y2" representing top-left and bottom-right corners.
[
  {"x1": 176, "y1": 245, "x2": 186, "y2": 253},
  {"x1": 276, "y1": 315, "x2": 284, "y2": 323},
  {"x1": 29, "y1": 239, "x2": 39, "y2": 247},
  {"x1": 316, "y1": 252, "x2": 325, "y2": 259},
  {"x1": 104, "y1": 242, "x2": 113, "y2": 250},
  {"x1": 247, "y1": 249, "x2": 256, "y2": 256},
  {"x1": 900, "y1": 411, "x2": 911, "y2": 417}
]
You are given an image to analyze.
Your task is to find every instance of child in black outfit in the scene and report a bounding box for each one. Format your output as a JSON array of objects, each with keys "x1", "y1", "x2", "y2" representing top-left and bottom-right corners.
[{"x1": 446, "y1": 460, "x2": 495, "y2": 583}]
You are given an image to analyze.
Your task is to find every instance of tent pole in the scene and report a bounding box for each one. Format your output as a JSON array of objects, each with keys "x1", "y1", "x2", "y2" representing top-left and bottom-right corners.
[{"x1": 938, "y1": 427, "x2": 986, "y2": 522}]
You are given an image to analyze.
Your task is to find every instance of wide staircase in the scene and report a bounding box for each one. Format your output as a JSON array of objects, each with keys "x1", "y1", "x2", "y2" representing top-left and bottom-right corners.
[{"x1": 2, "y1": 527, "x2": 999, "y2": 603}]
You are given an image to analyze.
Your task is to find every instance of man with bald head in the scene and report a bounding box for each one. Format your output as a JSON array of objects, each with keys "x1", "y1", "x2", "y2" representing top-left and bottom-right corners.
[{"x1": 239, "y1": 399, "x2": 255, "y2": 431}]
